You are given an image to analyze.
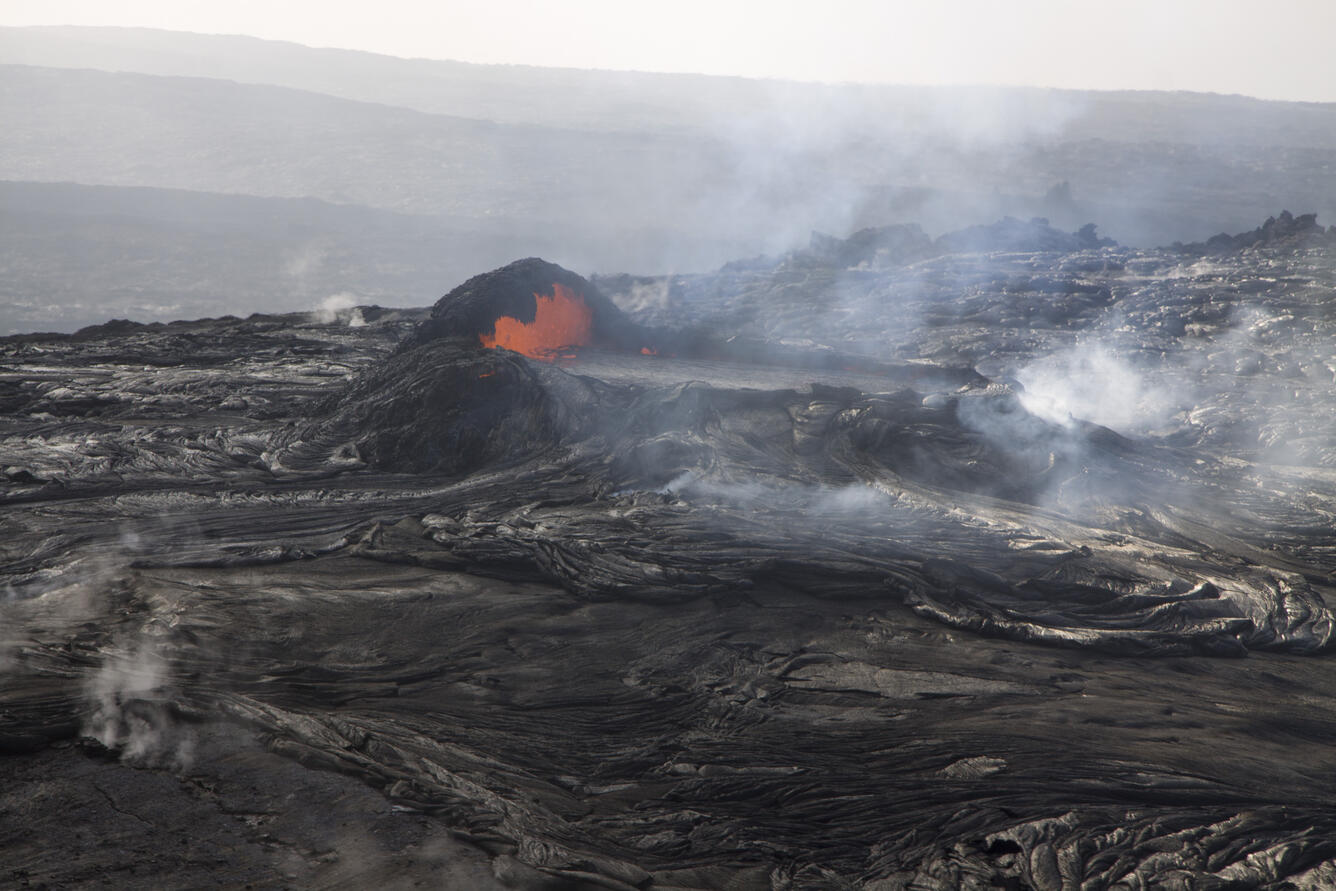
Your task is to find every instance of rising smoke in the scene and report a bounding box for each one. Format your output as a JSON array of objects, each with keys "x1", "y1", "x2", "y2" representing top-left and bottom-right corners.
[{"x1": 84, "y1": 637, "x2": 194, "y2": 770}]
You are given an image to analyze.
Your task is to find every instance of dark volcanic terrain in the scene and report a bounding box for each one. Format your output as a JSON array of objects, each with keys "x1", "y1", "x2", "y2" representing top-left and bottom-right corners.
[{"x1": 3, "y1": 215, "x2": 1336, "y2": 888}]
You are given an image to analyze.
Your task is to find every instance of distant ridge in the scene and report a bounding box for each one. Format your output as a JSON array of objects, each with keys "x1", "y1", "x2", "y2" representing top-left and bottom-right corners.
[{"x1": 3, "y1": 25, "x2": 1334, "y2": 144}]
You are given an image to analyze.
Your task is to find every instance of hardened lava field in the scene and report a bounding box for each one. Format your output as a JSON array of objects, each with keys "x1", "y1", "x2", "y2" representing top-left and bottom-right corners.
[{"x1": 4, "y1": 216, "x2": 1336, "y2": 888}]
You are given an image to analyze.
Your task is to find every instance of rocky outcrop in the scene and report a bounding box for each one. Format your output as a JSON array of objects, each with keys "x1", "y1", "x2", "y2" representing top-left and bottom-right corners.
[
  {"x1": 803, "y1": 219, "x2": 1117, "y2": 269},
  {"x1": 936, "y1": 216, "x2": 1116, "y2": 254},
  {"x1": 1176, "y1": 210, "x2": 1335, "y2": 254},
  {"x1": 808, "y1": 223, "x2": 936, "y2": 267}
]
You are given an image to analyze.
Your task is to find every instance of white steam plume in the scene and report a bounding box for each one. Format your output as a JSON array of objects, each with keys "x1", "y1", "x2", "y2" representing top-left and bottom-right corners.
[
  {"x1": 1015, "y1": 343, "x2": 1183, "y2": 433},
  {"x1": 84, "y1": 637, "x2": 195, "y2": 771},
  {"x1": 313, "y1": 292, "x2": 366, "y2": 326}
]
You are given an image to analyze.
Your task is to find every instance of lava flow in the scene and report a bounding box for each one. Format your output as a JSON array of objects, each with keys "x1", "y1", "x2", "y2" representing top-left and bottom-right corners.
[{"x1": 479, "y1": 283, "x2": 593, "y2": 360}]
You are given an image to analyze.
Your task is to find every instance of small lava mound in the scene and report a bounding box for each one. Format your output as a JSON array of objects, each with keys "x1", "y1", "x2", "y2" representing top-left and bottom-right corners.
[
  {"x1": 292, "y1": 259, "x2": 655, "y2": 476},
  {"x1": 294, "y1": 341, "x2": 613, "y2": 476}
]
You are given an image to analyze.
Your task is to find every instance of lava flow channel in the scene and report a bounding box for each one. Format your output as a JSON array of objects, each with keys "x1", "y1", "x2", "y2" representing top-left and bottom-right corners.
[{"x1": 479, "y1": 283, "x2": 593, "y2": 360}]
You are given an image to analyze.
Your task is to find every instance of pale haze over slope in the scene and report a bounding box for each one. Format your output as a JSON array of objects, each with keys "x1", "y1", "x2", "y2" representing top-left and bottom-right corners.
[{"x1": 1, "y1": 24, "x2": 1334, "y2": 333}]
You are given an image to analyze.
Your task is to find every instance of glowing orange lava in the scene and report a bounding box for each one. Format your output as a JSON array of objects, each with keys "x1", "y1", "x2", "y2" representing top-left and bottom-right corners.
[{"x1": 479, "y1": 283, "x2": 593, "y2": 361}]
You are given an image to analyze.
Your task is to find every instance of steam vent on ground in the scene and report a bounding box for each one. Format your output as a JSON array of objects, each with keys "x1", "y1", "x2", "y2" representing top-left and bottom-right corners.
[{"x1": 6, "y1": 213, "x2": 1336, "y2": 889}]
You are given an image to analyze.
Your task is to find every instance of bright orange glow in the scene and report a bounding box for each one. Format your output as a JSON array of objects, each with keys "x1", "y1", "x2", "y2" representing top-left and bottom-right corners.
[
  {"x1": 640, "y1": 347, "x2": 657, "y2": 356},
  {"x1": 479, "y1": 283, "x2": 593, "y2": 361}
]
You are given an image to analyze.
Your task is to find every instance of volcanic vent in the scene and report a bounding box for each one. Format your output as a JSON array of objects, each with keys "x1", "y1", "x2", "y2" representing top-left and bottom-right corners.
[
  {"x1": 399, "y1": 257, "x2": 651, "y2": 357},
  {"x1": 293, "y1": 259, "x2": 656, "y2": 478}
]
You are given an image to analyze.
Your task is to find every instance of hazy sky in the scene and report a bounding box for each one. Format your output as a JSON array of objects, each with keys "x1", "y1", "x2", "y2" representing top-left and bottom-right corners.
[{"x1": 5, "y1": 0, "x2": 1336, "y2": 102}]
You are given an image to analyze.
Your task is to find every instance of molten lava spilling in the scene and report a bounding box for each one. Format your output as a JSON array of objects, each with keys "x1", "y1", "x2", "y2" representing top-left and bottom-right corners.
[{"x1": 479, "y1": 283, "x2": 593, "y2": 360}]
